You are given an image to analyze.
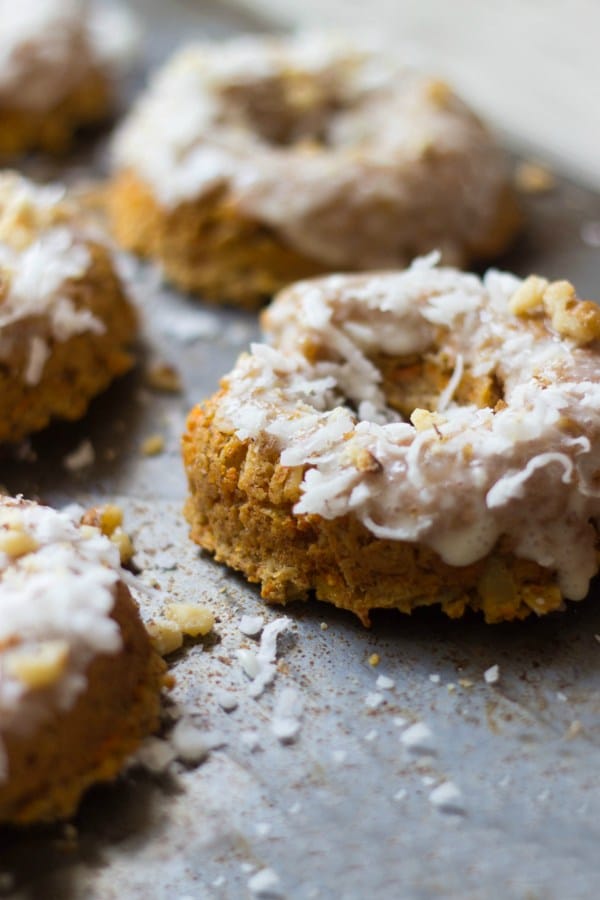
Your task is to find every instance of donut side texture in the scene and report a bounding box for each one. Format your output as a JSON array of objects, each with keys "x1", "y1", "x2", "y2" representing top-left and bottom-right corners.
[{"x1": 108, "y1": 170, "x2": 328, "y2": 309}]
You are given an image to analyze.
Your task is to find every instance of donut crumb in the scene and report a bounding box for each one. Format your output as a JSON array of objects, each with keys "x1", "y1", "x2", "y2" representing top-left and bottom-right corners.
[
  {"x1": 145, "y1": 362, "x2": 182, "y2": 393},
  {"x1": 141, "y1": 434, "x2": 165, "y2": 456}
]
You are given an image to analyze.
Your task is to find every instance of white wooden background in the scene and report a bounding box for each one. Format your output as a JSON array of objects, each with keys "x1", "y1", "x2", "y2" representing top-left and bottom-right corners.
[{"x1": 237, "y1": 0, "x2": 600, "y2": 190}]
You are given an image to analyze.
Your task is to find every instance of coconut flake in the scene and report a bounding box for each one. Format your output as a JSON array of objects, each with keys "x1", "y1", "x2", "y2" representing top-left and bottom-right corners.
[
  {"x1": 484, "y1": 664, "x2": 500, "y2": 684},
  {"x1": 239, "y1": 614, "x2": 264, "y2": 637},
  {"x1": 429, "y1": 781, "x2": 465, "y2": 814},
  {"x1": 240, "y1": 616, "x2": 293, "y2": 699},
  {"x1": 400, "y1": 722, "x2": 436, "y2": 755},
  {"x1": 63, "y1": 439, "x2": 95, "y2": 471},
  {"x1": 365, "y1": 691, "x2": 385, "y2": 709},
  {"x1": 271, "y1": 687, "x2": 303, "y2": 743},
  {"x1": 248, "y1": 867, "x2": 282, "y2": 898}
]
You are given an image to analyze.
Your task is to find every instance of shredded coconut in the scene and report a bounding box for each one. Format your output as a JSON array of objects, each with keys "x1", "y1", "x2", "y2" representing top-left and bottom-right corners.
[
  {"x1": 271, "y1": 687, "x2": 303, "y2": 743},
  {"x1": 238, "y1": 616, "x2": 292, "y2": 698},
  {"x1": 400, "y1": 722, "x2": 436, "y2": 755},
  {"x1": 239, "y1": 614, "x2": 265, "y2": 637},
  {"x1": 248, "y1": 867, "x2": 282, "y2": 898},
  {"x1": 484, "y1": 664, "x2": 500, "y2": 684},
  {"x1": 364, "y1": 691, "x2": 385, "y2": 709},
  {"x1": 428, "y1": 781, "x2": 465, "y2": 814},
  {"x1": 63, "y1": 439, "x2": 95, "y2": 471}
]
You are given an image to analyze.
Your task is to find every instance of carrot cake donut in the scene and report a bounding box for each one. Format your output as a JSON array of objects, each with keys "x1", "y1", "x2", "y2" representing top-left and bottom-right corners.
[
  {"x1": 0, "y1": 496, "x2": 166, "y2": 825},
  {"x1": 0, "y1": 171, "x2": 137, "y2": 443},
  {"x1": 0, "y1": 0, "x2": 138, "y2": 156},
  {"x1": 182, "y1": 255, "x2": 600, "y2": 624},
  {"x1": 109, "y1": 34, "x2": 520, "y2": 308}
]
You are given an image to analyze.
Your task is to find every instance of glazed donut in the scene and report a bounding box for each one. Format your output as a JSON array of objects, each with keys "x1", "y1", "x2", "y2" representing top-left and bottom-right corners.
[
  {"x1": 0, "y1": 0, "x2": 137, "y2": 156},
  {"x1": 0, "y1": 496, "x2": 166, "y2": 824},
  {"x1": 110, "y1": 34, "x2": 520, "y2": 308},
  {"x1": 182, "y1": 256, "x2": 600, "y2": 624},
  {"x1": 0, "y1": 171, "x2": 137, "y2": 443}
]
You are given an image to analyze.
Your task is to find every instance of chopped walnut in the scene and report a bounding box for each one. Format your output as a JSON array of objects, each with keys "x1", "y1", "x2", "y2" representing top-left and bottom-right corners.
[
  {"x1": 164, "y1": 603, "x2": 214, "y2": 637},
  {"x1": 110, "y1": 529, "x2": 134, "y2": 565},
  {"x1": 145, "y1": 362, "x2": 182, "y2": 394},
  {"x1": 0, "y1": 526, "x2": 38, "y2": 559},
  {"x1": 141, "y1": 434, "x2": 165, "y2": 456},
  {"x1": 511, "y1": 277, "x2": 600, "y2": 344},
  {"x1": 82, "y1": 504, "x2": 123, "y2": 536},
  {"x1": 146, "y1": 618, "x2": 183, "y2": 656},
  {"x1": 543, "y1": 280, "x2": 600, "y2": 344},
  {"x1": 508, "y1": 275, "x2": 549, "y2": 316},
  {"x1": 347, "y1": 446, "x2": 383, "y2": 473},
  {"x1": 5, "y1": 640, "x2": 69, "y2": 689},
  {"x1": 410, "y1": 408, "x2": 447, "y2": 431},
  {"x1": 82, "y1": 504, "x2": 133, "y2": 564}
]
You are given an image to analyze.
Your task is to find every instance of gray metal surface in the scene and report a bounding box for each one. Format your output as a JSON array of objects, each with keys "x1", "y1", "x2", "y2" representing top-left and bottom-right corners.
[{"x1": 1, "y1": 3, "x2": 600, "y2": 898}]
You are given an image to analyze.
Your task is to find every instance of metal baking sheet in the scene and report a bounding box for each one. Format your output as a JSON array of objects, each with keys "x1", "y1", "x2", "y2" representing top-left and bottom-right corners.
[{"x1": 1, "y1": 2, "x2": 600, "y2": 898}]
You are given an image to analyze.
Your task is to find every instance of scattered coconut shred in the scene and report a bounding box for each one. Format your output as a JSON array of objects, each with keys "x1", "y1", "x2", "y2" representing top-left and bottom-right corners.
[{"x1": 237, "y1": 616, "x2": 293, "y2": 698}]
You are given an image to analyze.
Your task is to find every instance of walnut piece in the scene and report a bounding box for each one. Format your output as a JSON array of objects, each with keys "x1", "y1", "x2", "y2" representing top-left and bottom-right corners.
[
  {"x1": 146, "y1": 618, "x2": 183, "y2": 656},
  {"x1": 508, "y1": 275, "x2": 549, "y2": 316},
  {"x1": 543, "y1": 280, "x2": 600, "y2": 344},
  {"x1": 410, "y1": 408, "x2": 447, "y2": 431},
  {"x1": 5, "y1": 640, "x2": 69, "y2": 689},
  {"x1": 164, "y1": 603, "x2": 215, "y2": 637}
]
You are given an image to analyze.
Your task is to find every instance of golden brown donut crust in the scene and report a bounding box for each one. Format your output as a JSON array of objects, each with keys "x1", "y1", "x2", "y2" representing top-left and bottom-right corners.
[
  {"x1": 0, "y1": 242, "x2": 137, "y2": 443},
  {"x1": 0, "y1": 581, "x2": 166, "y2": 825},
  {"x1": 182, "y1": 394, "x2": 566, "y2": 625},
  {"x1": 108, "y1": 170, "x2": 328, "y2": 310}
]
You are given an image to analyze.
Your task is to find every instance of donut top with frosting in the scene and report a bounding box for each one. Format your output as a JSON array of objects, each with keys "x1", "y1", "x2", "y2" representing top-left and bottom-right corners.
[
  {"x1": 0, "y1": 497, "x2": 125, "y2": 780},
  {"x1": 217, "y1": 255, "x2": 600, "y2": 602},
  {"x1": 0, "y1": 172, "x2": 104, "y2": 385},
  {"x1": 0, "y1": 0, "x2": 138, "y2": 111},
  {"x1": 113, "y1": 34, "x2": 512, "y2": 269}
]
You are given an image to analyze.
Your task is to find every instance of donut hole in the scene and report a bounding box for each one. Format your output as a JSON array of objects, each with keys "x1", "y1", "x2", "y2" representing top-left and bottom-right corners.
[
  {"x1": 218, "y1": 73, "x2": 348, "y2": 148},
  {"x1": 374, "y1": 351, "x2": 505, "y2": 419}
]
